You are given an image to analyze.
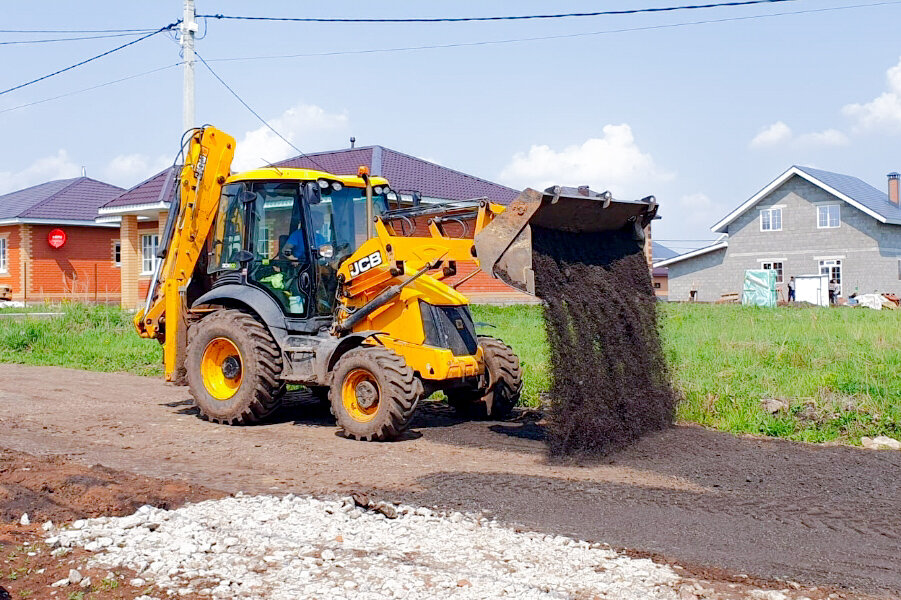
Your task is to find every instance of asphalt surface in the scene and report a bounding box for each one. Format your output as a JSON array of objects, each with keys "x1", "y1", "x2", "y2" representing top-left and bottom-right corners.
[{"x1": 1, "y1": 365, "x2": 898, "y2": 596}]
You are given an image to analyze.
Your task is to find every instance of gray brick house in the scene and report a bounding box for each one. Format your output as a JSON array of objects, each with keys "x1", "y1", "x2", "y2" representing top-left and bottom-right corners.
[{"x1": 657, "y1": 166, "x2": 901, "y2": 302}]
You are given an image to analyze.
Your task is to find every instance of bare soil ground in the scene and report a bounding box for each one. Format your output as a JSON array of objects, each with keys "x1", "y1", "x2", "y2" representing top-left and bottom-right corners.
[
  {"x1": 0, "y1": 448, "x2": 220, "y2": 524},
  {"x1": 0, "y1": 449, "x2": 217, "y2": 599},
  {"x1": 0, "y1": 365, "x2": 898, "y2": 598}
]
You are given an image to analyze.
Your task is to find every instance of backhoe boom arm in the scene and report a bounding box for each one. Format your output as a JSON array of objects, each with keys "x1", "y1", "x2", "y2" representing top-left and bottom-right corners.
[{"x1": 134, "y1": 126, "x2": 236, "y2": 381}]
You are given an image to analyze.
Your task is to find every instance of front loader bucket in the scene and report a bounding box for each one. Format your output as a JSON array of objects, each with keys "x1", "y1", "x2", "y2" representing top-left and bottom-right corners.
[{"x1": 473, "y1": 186, "x2": 658, "y2": 295}]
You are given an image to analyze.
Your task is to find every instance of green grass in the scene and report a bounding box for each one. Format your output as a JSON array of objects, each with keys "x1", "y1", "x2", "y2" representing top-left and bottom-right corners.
[
  {"x1": 477, "y1": 302, "x2": 901, "y2": 444},
  {"x1": 471, "y1": 304, "x2": 549, "y2": 407},
  {"x1": 660, "y1": 303, "x2": 901, "y2": 444},
  {"x1": 1, "y1": 302, "x2": 898, "y2": 444},
  {"x1": 0, "y1": 303, "x2": 162, "y2": 376}
]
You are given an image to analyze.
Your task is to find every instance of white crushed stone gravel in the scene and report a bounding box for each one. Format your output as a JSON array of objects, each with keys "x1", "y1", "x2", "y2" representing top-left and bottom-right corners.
[{"x1": 47, "y1": 493, "x2": 684, "y2": 599}]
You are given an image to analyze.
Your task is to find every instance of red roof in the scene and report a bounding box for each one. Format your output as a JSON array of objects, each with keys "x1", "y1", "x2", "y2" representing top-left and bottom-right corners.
[
  {"x1": 277, "y1": 146, "x2": 520, "y2": 204},
  {"x1": 101, "y1": 166, "x2": 179, "y2": 210},
  {"x1": 0, "y1": 177, "x2": 123, "y2": 222},
  {"x1": 101, "y1": 145, "x2": 520, "y2": 211}
]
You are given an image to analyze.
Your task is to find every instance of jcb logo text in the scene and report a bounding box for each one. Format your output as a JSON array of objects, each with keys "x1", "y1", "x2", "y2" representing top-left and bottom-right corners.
[{"x1": 349, "y1": 252, "x2": 383, "y2": 278}]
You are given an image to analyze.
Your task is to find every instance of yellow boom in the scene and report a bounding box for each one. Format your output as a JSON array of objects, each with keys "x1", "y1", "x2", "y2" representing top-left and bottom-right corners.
[{"x1": 135, "y1": 126, "x2": 235, "y2": 381}]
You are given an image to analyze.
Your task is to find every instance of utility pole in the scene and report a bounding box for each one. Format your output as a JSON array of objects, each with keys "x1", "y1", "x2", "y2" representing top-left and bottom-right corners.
[{"x1": 181, "y1": 0, "x2": 197, "y2": 134}]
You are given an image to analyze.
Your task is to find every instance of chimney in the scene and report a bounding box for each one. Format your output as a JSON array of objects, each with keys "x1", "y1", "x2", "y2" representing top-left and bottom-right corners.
[
  {"x1": 889, "y1": 172, "x2": 900, "y2": 206},
  {"x1": 350, "y1": 136, "x2": 356, "y2": 149},
  {"x1": 81, "y1": 166, "x2": 87, "y2": 177}
]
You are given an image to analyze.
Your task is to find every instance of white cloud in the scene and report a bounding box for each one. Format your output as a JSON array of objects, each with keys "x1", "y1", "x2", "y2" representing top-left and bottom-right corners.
[
  {"x1": 0, "y1": 150, "x2": 81, "y2": 195},
  {"x1": 749, "y1": 121, "x2": 792, "y2": 148},
  {"x1": 750, "y1": 122, "x2": 849, "y2": 149},
  {"x1": 497, "y1": 124, "x2": 673, "y2": 197},
  {"x1": 232, "y1": 102, "x2": 351, "y2": 172},
  {"x1": 102, "y1": 153, "x2": 171, "y2": 188},
  {"x1": 796, "y1": 129, "x2": 849, "y2": 147},
  {"x1": 843, "y1": 56, "x2": 901, "y2": 132}
]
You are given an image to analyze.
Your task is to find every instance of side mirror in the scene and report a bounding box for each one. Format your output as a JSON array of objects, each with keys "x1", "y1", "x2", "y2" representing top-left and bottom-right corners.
[
  {"x1": 303, "y1": 182, "x2": 322, "y2": 205},
  {"x1": 240, "y1": 191, "x2": 257, "y2": 204}
]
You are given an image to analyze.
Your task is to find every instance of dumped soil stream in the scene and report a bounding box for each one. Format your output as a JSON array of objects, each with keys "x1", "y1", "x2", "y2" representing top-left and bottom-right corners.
[
  {"x1": 0, "y1": 365, "x2": 899, "y2": 596},
  {"x1": 531, "y1": 227, "x2": 676, "y2": 456}
]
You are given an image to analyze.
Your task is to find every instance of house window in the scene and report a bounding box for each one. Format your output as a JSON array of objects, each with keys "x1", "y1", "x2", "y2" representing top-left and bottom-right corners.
[
  {"x1": 761, "y1": 261, "x2": 784, "y2": 283},
  {"x1": 141, "y1": 234, "x2": 159, "y2": 274},
  {"x1": 0, "y1": 237, "x2": 7, "y2": 273},
  {"x1": 653, "y1": 282, "x2": 661, "y2": 289},
  {"x1": 113, "y1": 241, "x2": 121, "y2": 267},
  {"x1": 817, "y1": 205, "x2": 840, "y2": 228},
  {"x1": 760, "y1": 207, "x2": 782, "y2": 231}
]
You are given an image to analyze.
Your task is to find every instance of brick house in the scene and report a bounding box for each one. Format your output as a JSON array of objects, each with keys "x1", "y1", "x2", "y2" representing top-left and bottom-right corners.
[
  {"x1": 100, "y1": 147, "x2": 538, "y2": 308},
  {"x1": 657, "y1": 166, "x2": 901, "y2": 302},
  {"x1": 95, "y1": 167, "x2": 178, "y2": 308},
  {"x1": 650, "y1": 242, "x2": 675, "y2": 300},
  {"x1": 0, "y1": 177, "x2": 123, "y2": 302}
]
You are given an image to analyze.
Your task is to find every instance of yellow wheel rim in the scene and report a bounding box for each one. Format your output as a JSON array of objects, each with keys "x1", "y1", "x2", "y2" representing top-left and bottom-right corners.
[
  {"x1": 200, "y1": 337, "x2": 243, "y2": 400},
  {"x1": 341, "y1": 368, "x2": 380, "y2": 423}
]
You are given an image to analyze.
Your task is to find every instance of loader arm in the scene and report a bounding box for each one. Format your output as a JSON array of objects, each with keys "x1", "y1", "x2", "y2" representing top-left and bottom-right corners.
[
  {"x1": 332, "y1": 202, "x2": 503, "y2": 323},
  {"x1": 332, "y1": 185, "x2": 658, "y2": 330},
  {"x1": 134, "y1": 126, "x2": 236, "y2": 381}
]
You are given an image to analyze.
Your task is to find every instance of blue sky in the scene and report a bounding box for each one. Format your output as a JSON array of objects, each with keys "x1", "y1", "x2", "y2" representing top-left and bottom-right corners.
[{"x1": 2, "y1": 1, "x2": 901, "y2": 253}]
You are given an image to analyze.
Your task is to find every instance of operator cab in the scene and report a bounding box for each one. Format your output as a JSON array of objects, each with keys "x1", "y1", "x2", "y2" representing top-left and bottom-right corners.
[{"x1": 208, "y1": 168, "x2": 391, "y2": 324}]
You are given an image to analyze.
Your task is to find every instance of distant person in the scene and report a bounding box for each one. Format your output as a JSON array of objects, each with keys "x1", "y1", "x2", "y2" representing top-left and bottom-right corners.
[
  {"x1": 828, "y1": 279, "x2": 839, "y2": 304},
  {"x1": 788, "y1": 276, "x2": 796, "y2": 302}
]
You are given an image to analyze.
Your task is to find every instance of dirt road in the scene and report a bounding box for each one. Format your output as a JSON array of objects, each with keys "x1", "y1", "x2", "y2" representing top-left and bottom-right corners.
[{"x1": 1, "y1": 365, "x2": 898, "y2": 596}]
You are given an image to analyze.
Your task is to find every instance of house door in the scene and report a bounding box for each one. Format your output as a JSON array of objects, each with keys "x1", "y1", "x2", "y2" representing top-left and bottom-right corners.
[{"x1": 819, "y1": 259, "x2": 842, "y2": 296}]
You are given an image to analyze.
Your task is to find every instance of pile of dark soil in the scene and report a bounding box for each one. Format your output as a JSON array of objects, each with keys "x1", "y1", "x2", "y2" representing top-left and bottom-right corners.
[
  {"x1": 531, "y1": 226, "x2": 676, "y2": 456},
  {"x1": 0, "y1": 448, "x2": 222, "y2": 523}
]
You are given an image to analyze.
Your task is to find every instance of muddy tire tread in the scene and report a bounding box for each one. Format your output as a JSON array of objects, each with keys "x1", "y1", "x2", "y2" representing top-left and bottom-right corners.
[
  {"x1": 186, "y1": 309, "x2": 283, "y2": 425},
  {"x1": 329, "y1": 346, "x2": 421, "y2": 441}
]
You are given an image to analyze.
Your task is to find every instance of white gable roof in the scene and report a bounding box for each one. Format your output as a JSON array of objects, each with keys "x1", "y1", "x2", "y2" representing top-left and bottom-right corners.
[
  {"x1": 653, "y1": 240, "x2": 728, "y2": 268},
  {"x1": 711, "y1": 166, "x2": 900, "y2": 234}
]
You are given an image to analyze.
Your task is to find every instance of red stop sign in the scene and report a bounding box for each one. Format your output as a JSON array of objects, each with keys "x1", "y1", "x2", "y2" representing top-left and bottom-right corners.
[{"x1": 48, "y1": 228, "x2": 67, "y2": 249}]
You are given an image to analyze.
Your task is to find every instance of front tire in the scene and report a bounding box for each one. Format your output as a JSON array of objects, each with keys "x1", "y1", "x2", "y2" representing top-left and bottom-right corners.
[
  {"x1": 329, "y1": 346, "x2": 421, "y2": 441},
  {"x1": 186, "y1": 310, "x2": 283, "y2": 425},
  {"x1": 447, "y1": 336, "x2": 522, "y2": 420}
]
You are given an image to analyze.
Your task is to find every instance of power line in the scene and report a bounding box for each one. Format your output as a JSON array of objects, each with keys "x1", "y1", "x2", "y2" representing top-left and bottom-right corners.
[
  {"x1": 0, "y1": 27, "x2": 162, "y2": 33},
  {"x1": 198, "y1": 0, "x2": 799, "y2": 24},
  {"x1": 0, "y1": 31, "x2": 156, "y2": 46},
  {"x1": 204, "y1": 1, "x2": 900, "y2": 63},
  {"x1": 194, "y1": 52, "x2": 328, "y2": 171},
  {"x1": 0, "y1": 63, "x2": 183, "y2": 115},
  {"x1": 0, "y1": 22, "x2": 179, "y2": 97}
]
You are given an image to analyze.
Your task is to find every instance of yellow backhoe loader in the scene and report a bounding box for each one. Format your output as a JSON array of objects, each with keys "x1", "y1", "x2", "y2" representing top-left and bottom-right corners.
[{"x1": 136, "y1": 126, "x2": 657, "y2": 441}]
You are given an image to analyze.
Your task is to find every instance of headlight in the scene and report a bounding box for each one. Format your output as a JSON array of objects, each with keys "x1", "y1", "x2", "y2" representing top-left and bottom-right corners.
[
  {"x1": 373, "y1": 186, "x2": 383, "y2": 195},
  {"x1": 317, "y1": 179, "x2": 329, "y2": 189},
  {"x1": 331, "y1": 182, "x2": 343, "y2": 191}
]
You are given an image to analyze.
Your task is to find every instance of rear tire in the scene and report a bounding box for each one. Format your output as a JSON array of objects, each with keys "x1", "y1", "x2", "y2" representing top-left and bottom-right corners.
[
  {"x1": 329, "y1": 346, "x2": 421, "y2": 441},
  {"x1": 447, "y1": 336, "x2": 522, "y2": 420},
  {"x1": 186, "y1": 309, "x2": 283, "y2": 425}
]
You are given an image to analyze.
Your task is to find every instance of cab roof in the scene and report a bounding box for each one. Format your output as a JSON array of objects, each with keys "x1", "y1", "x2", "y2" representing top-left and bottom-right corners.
[{"x1": 227, "y1": 167, "x2": 389, "y2": 188}]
